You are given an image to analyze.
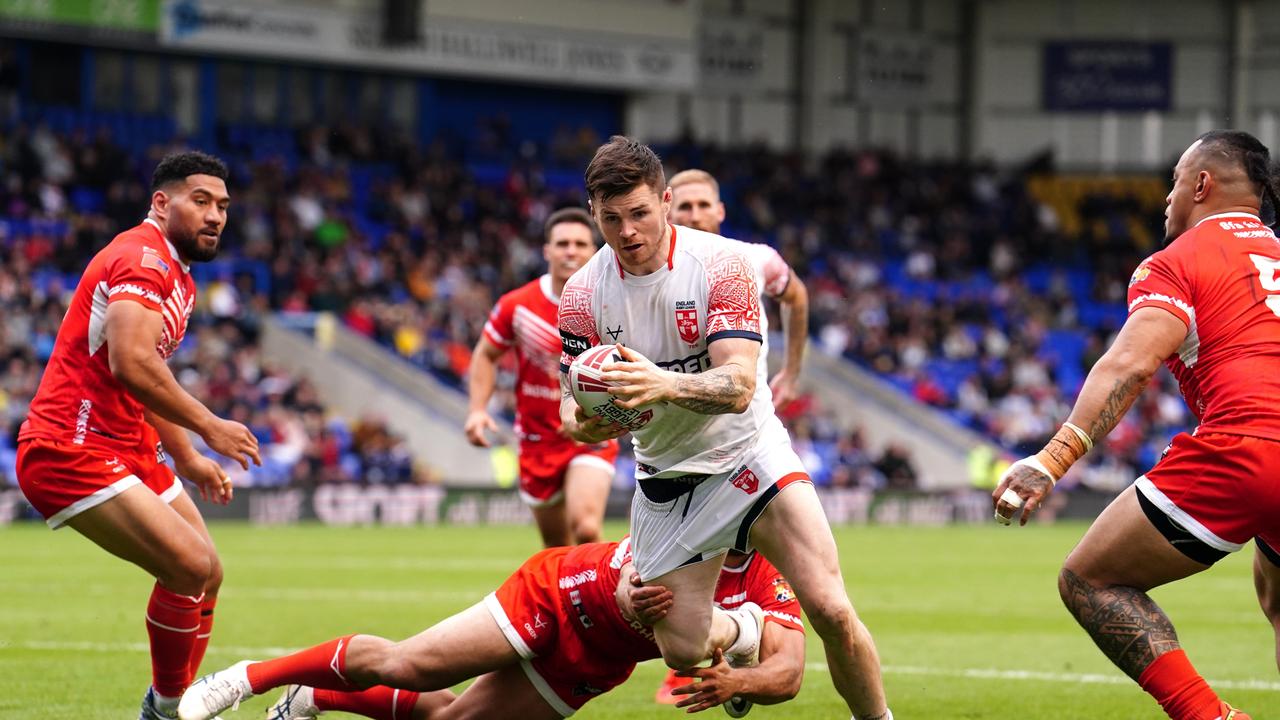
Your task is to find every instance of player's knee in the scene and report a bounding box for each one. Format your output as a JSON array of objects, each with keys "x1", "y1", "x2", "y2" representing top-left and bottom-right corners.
[
  {"x1": 1058, "y1": 563, "x2": 1095, "y2": 614},
  {"x1": 657, "y1": 636, "x2": 707, "y2": 672},
  {"x1": 204, "y1": 551, "x2": 224, "y2": 596},
  {"x1": 804, "y1": 595, "x2": 857, "y2": 641},
  {"x1": 571, "y1": 516, "x2": 602, "y2": 545},
  {"x1": 161, "y1": 549, "x2": 214, "y2": 596}
]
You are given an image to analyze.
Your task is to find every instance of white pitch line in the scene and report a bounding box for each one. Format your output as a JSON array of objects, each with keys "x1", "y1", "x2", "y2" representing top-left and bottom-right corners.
[
  {"x1": 7, "y1": 641, "x2": 1279, "y2": 692},
  {"x1": 805, "y1": 663, "x2": 1280, "y2": 692}
]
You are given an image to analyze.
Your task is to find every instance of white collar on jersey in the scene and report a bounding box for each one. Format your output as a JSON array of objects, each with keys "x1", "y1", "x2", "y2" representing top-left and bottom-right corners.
[
  {"x1": 539, "y1": 274, "x2": 559, "y2": 305},
  {"x1": 1194, "y1": 211, "x2": 1263, "y2": 227},
  {"x1": 143, "y1": 218, "x2": 192, "y2": 274}
]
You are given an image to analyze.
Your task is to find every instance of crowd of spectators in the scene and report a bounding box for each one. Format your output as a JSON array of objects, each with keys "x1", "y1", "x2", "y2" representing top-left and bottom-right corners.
[{"x1": 1, "y1": 108, "x2": 1193, "y2": 494}]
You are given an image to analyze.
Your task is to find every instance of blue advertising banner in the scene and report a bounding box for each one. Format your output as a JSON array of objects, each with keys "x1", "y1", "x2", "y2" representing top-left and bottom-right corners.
[{"x1": 1043, "y1": 41, "x2": 1172, "y2": 112}]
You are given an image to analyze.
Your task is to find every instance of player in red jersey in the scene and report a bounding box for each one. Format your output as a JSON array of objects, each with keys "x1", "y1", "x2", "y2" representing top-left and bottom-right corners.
[
  {"x1": 464, "y1": 207, "x2": 618, "y2": 547},
  {"x1": 177, "y1": 538, "x2": 804, "y2": 720},
  {"x1": 15, "y1": 151, "x2": 262, "y2": 720},
  {"x1": 668, "y1": 169, "x2": 810, "y2": 409},
  {"x1": 994, "y1": 131, "x2": 1280, "y2": 720}
]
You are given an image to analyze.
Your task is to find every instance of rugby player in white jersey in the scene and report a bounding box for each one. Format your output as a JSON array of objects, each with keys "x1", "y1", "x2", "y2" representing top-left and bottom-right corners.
[
  {"x1": 667, "y1": 169, "x2": 810, "y2": 409},
  {"x1": 557, "y1": 136, "x2": 891, "y2": 720}
]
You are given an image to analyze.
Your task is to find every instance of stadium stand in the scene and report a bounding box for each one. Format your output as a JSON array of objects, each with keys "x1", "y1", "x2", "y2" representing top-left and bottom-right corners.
[{"x1": 0, "y1": 103, "x2": 1189, "y2": 494}]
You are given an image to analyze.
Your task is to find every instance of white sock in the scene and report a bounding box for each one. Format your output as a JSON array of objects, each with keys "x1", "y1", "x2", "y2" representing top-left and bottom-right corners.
[
  {"x1": 723, "y1": 608, "x2": 758, "y2": 657},
  {"x1": 153, "y1": 692, "x2": 180, "y2": 714},
  {"x1": 853, "y1": 710, "x2": 893, "y2": 720}
]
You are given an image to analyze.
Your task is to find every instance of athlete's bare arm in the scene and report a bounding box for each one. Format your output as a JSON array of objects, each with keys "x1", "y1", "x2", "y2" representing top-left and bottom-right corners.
[
  {"x1": 604, "y1": 339, "x2": 758, "y2": 415},
  {"x1": 672, "y1": 625, "x2": 805, "y2": 711},
  {"x1": 619, "y1": 567, "x2": 804, "y2": 711},
  {"x1": 145, "y1": 410, "x2": 233, "y2": 503},
  {"x1": 769, "y1": 274, "x2": 809, "y2": 408},
  {"x1": 995, "y1": 306, "x2": 1186, "y2": 523},
  {"x1": 106, "y1": 300, "x2": 260, "y2": 470},
  {"x1": 464, "y1": 336, "x2": 505, "y2": 447}
]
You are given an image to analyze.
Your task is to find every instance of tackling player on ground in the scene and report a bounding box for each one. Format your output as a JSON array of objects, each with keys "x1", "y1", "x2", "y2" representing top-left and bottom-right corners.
[
  {"x1": 14, "y1": 151, "x2": 262, "y2": 720},
  {"x1": 558, "y1": 136, "x2": 890, "y2": 720},
  {"x1": 176, "y1": 538, "x2": 803, "y2": 719},
  {"x1": 667, "y1": 169, "x2": 810, "y2": 409},
  {"x1": 994, "y1": 130, "x2": 1280, "y2": 720},
  {"x1": 464, "y1": 208, "x2": 618, "y2": 546}
]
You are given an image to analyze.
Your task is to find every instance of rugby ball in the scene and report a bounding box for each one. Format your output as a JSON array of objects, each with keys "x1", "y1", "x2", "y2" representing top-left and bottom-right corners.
[{"x1": 568, "y1": 345, "x2": 662, "y2": 431}]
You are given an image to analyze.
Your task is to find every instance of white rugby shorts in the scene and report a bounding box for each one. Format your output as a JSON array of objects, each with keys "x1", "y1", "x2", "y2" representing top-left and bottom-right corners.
[{"x1": 628, "y1": 435, "x2": 810, "y2": 581}]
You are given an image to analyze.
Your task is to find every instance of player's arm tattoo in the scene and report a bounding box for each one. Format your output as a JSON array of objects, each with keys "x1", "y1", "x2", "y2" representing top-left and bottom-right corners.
[
  {"x1": 670, "y1": 365, "x2": 752, "y2": 414},
  {"x1": 1085, "y1": 372, "x2": 1147, "y2": 441},
  {"x1": 1059, "y1": 568, "x2": 1180, "y2": 680}
]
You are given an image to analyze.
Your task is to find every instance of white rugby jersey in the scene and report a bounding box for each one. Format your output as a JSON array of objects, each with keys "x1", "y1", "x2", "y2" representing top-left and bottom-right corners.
[
  {"x1": 730, "y1": 238, "x2": 792, "y2": 358},
  {"x1": 559, "y1": 224, "x2": 790, "y2": 477}
]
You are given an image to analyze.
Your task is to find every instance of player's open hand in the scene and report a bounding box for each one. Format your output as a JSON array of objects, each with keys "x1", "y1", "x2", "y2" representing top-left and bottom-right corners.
[
  {"x1": 601, "y1": 344, "x2": 673, "y2": 410},
  {"x1": 175, "y1": 453, "x2": 234, "y2": 505},
  {"x1": 624, "y1": 571, "x2": 673, "y2": 625},
  {"x1": 768, "y1": 368, "x2": 798, "y2": 409},
  {"x1": 566, "y1": 405, "x2": 628, "y2": 444},
  {"x1": 993, "y1": 457, "x2": 1056, "y2": 526},
  {"x1": 464, "y1": 409, "x2": 499, "y2": 447},
  {"x1": 673, "y1": 648, "x2": 741, "y2": 713},
  {"x1": 201, "y1": 418, "x2": 262, "y2": 471}
]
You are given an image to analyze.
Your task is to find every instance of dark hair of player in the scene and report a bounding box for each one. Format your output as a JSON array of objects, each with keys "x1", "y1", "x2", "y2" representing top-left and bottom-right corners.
[
  {"x1": 544, "y1": 207, "x2": 596, "y2": 241},
  {"x1": 1195, "y1": 130, "x2": 1280, "y2": 227},
  {"x1": 584, "y1": 135, "x2": 665, "y2": 202},
  {"x1": 151, "y1": 151, "x2": 230, "y2": 191}
]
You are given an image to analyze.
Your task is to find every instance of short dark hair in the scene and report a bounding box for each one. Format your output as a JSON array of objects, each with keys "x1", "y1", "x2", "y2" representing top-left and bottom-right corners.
[
  {"x1": 151, "y1": 151, "x2": 229, "y2": 191},
  {"x1": 1196, "y1": 130, "x2": 1280, "y2": 223},
  {"x1": 544, "y1": 207, "x2": 595, "y2": 241},
  {"x1": 584, "y1": 135, "x2": 665, "y2": 202}
]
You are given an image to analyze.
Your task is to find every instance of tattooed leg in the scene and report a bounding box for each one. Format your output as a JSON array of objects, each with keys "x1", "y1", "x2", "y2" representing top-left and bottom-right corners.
[{"x1": 1058, "y1": 567, "x2": 1181, "y2": 679}]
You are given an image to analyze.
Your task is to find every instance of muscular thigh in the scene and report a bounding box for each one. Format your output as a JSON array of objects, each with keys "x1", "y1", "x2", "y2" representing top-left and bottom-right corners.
[
  {"x1": 64, "y1": 481, "x2": 210, "y2": 581},
  {"x1": 651, "y1": 554, "x2": 727, "y2": 641},
  {"x1": 432, "y1": 666, "x2": 565, "y2": 720},
  {"x1": 748, "y1": 481, "x2": 846, "y2": 606},
  {"x1": 1064, "y1": 485, "x2": 1210, "y2": 590}
]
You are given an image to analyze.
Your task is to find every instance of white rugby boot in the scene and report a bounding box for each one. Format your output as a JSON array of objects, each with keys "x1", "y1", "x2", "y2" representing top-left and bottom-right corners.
[
  {"x1": 266, "y1": 685, "x2": 321, "y2": 720},
  {"x1": 178, "y1": 660, "x2": 256, "y2": 720}
]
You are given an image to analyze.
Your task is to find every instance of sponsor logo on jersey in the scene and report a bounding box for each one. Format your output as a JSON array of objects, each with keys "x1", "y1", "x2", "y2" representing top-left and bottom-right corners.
[
  {"x1": 569, "y1": 588, "x2": 594, "y2": 629},
  {"x1": 655, "y1": 350, "x2": 710, "y2": 374},
  {"x1": 773, "y1": 577, "x2": 794, "y2": 603},
  {"x1": 675, "y1": 301, "x2": 700, "y2": 345},
  {"x1": 605, "y1": 324, "x2": 624, "y2": 341},
  {"x1": 1129, "y1": 264, "x2": 1151, "y2": 287},
  {"x1": 560, "y1": 330, "x2": 591, "y2": 357},
  {"x1": 729, "y1": 465, "x2": 759, "y2": 495}
]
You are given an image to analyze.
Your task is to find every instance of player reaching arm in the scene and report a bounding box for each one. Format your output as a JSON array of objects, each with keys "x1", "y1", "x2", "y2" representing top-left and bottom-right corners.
[
  {"x1": 668, "y1": 169, "x2": 810, "y2": 408},
  {"x1": 14, "y1": 151, "x2": 260, "y2": 720},
  {"x1": 993, "y1": 131, "x2": 1280, "y2": 720},
  {"x1": 465, "y1": 208, "x2": 617, "y2": 547}
]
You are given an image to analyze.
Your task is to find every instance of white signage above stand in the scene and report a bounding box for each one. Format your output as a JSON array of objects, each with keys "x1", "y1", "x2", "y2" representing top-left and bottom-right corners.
[{"x1": 159, "y1": 0, "x2": 696, "y2": 91}]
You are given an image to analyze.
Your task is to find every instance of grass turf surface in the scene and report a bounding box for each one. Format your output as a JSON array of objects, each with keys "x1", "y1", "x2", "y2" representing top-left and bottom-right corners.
[{"x1": 1, "y1": 521, "x2": 1277, "y2": 719}]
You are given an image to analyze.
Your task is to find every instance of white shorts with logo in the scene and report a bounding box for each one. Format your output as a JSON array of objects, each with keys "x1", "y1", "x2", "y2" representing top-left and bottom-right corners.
[{"x1": 629, "y1": 434, "x2": 810, "y2": 581}]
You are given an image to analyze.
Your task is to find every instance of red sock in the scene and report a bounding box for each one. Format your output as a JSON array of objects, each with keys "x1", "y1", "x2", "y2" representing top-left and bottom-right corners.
[
  {"x1": 1137, "y1": 649, "x2": 1223, "y2": 720},
  {"x1": 146, "y1": 584, "x2": 203, "y2": 698},
  {"x1": 314, "y1": 686, "x2": 421, "y2": 720},
  {"x1": 246, "y1": 635, "x2": 359, "y2": 694},
  {"x1": 188, "y1": 595, "x2": 217, "y2": 680}
]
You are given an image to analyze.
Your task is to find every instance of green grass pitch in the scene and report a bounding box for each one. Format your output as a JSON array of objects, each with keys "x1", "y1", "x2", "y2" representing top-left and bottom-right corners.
[{"x1": 1, "y1": 520, "x2": 1277, "y2": 719}]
